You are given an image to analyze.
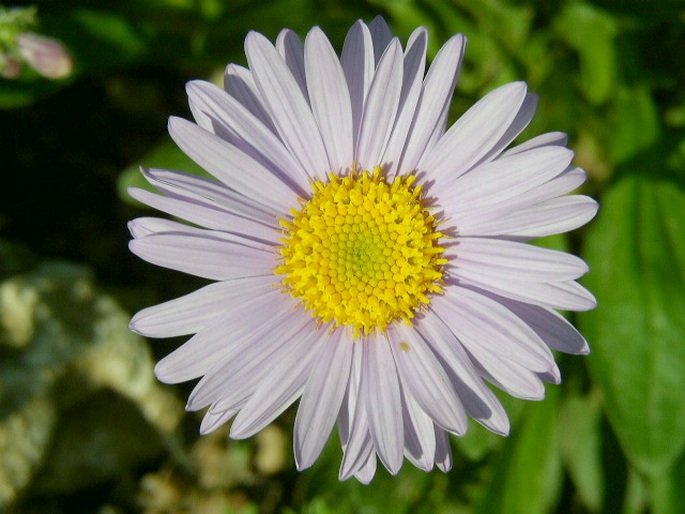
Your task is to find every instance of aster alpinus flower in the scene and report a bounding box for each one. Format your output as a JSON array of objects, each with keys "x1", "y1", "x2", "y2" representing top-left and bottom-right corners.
[{"x1": 128, "y1": 16, "x2": 597, "y2": 482}]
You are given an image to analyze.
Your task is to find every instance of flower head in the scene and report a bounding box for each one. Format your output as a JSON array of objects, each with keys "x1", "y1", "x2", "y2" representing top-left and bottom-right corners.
[{"x1": 128, "y1": 16, "x2": 597, "y2": 482}]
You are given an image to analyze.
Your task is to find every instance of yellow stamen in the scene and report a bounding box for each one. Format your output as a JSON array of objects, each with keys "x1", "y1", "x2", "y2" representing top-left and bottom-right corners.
[{"x1": 275, "y1": 167, "x2": 444, "y2": 338}]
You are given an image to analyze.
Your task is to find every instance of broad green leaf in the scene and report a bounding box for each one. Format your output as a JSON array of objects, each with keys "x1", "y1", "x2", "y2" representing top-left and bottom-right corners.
[
  {"x1": 649, "y1": 448, "x2": 685, "y2": 514},
  {"x1": 559, "y1": 392, "x2": 604, "y2": 512},
  {"x1": 476, "y1": 387, "x2": 562, "y2": 514},
  {"x1": 553, "y1": 3, "x2": 617, "y2": 105},
  {"x1": 608, "y1": 86, "x2": 660, "y2": 165},
  {"x1": 581, "y1": 175, "x2": 685, "y2": 475}
]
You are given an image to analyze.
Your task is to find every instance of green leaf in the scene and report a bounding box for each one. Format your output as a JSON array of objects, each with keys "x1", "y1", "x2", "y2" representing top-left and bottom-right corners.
[
  {"x1": 649, "y1": 449, "x2": 685, "y2": 514},
  {"x1": 559, "y1": 392, "x2": 604, "y2": 511},
  {"x1": 476, "y1": 387, "x2": 562, "y2": 514},
  {"x1": 608, "y1": 86, "x2": 661, "y2": 165},
  {"x1": 581, "y1": 174, "x2": 685, "y2": 475},
  {"x1": 553, "y1": 2, "x2": 618, "y2": 105}
]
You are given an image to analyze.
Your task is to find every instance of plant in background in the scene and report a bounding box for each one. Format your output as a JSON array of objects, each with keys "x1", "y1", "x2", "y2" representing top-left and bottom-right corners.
[{"x1": 128, "y1": 16, "x2": 597, "y2": 482}]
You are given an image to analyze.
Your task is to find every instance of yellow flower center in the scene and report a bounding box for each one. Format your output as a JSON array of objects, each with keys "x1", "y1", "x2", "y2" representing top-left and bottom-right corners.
[{"x1": 275, "y1": 167, "x2": 446, "y2": 338}]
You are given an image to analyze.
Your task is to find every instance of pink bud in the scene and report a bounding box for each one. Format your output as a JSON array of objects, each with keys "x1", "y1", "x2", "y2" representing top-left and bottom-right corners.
[
  {"x1": 0, "y1": 55, "x2": 22, "y2": 79},
  {"x1": 17, "y1": 32, "x2": 73, "y2": 79}
]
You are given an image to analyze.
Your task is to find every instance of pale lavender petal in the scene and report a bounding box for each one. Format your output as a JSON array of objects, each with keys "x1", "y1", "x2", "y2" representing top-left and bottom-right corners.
[
  {"x1": 355, "y1": 39, "x2": 403, "y2": 170},
  {"x1": 495, "y1": 298, "x2": 590, "y2": 355},
  {"x1": 154, "y1": 289, "x2": 289, "y2": 383},
  {"x1": 245, "y1": 31, "x2": 329, "y2": 178},
  {"x1": 417, "y1": 309, "x2": 510, "y2": 435},
  {"x1": 502, "y1": 131, "x2": 568, "y2": 157},
  {"x1": 294, "y1": 330, "x2": 353, "y2": 470},
  {"x1": 456, "y1": 195, "x2": 599, "y2": 238},
  {"x1": 390, "y1": 324, "x2": 467, "y2": 435},
  {"x1": 368, "y1": 15, "x2": 393, "y2": 63},
  {"x1": 445, "y1": 237, "x2": 589, "y2": 282},
  {"x1": 186, "y1": 313, "x2": 310, "y2": 412},
  {"x1": 421, "y1": 81, "x2": 527, "y2": 183},
  {"x1": 168, "y1": 117, "x2": 296, "y2": 212},
  {"x1": 451, "y1": 271, "x2": 597, "y2": 312},
  {"x1": 341, "y1": 21, "x2": 374, "y2": 149},
  {"x1": 433, "y1": 285, "x2": 556, "y2": 373},
  {"x1": 440, "y1": 146, "x2": 574, "y2": 215},
  {"x1": 223, "y1": 64, "x2": 276, "y2": 132},
  {"x1": 141, "y1": 167, "x2": 279, "y2": 223},
  {"x1": 199, "y1": 405, "x2": 239, "y2": 435},
  {"x1": 434, "y1": 428, "x2": 453, "y2": 472},
  {"x1": 129, "y1": 231, "x2": 273, "y2": 281},
  {"x1": 129, "y1": 187, "x2": 278, "y2": 244},
  {"x1": 401, "y1": 389, "x2": 437, "y2": 471},
  {"x1": 304, "y1": 27, "x2": 354, "y2": 172},
  {"x1": 399, "y1": 34, "x2": 466, "y2": 173},
  {"x1": 353, "y1": 451, "x2": 378, "y2": 484},
  {"x1": 229, "y1": 321, "x2": 327, "y2": 439},
  {"x1": 360, "y1": 335, "x2": 404, "y2": 474},
  {"x1": 186, "y1": 80, "x2": 310, "y2": 191},
  {"x1": 382, "y1": 27, "x2": 427, "y2": 176},
  {"x1": 275, "y1": 29, "x2": 308, "y2": 100},
  {"x1": 469, "y1": 346, "x2": 546, "y2": 400},
  {"x1": 130, "y1": 275, "x2": 275, "y2": 338}
]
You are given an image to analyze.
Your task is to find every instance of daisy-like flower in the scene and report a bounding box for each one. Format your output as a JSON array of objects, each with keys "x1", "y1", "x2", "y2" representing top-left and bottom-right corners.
[{"x1": 128, "y1": 16, "x2": 597, "y2": 482}]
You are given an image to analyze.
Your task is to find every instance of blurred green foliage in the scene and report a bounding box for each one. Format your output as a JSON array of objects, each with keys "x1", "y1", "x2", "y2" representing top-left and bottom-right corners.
[{"x1": 1, "y1": 0, "x2": 685, "y2": 513}]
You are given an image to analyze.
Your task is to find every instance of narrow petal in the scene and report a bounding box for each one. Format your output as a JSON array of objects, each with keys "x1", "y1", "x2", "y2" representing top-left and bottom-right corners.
[
  {"x1": 168, "y1": 117, "x2": 296, "y2": 212},
  {"x1": 433, "y1": 285, "x2": 557, "y2": 373},
  {"x1": 502, "y1": 131, "x2": 568, "y2": 156},
  {"x1": 418, "y1": 309, "x2": 510, "y2": 435},
  {"x1": 245, "y1": 31, "x2": 329, "y2": 178},
  {"x1": 390, "y1": 324, "x2": 467, "y2": 435},
  {"x1": 434, "y1": 428, "x2": 453, "y2": 472},
  {"x1": 440, "y1": 146, "x2": 574, "y2": 216},
  {"x1": 421, "y1": 81, "x2": 527, "y2": 183},
  {"x1": 360, "y1": 335, "x2": 404, "y2": 474},
  {"x1": 382, "y1": 27, "x2": 427, "y2": 176},
  {"x1": 199, "y1": 406, "x2": 239, "y2": 435},
  {"x1": 468, "y1": 346, "x2": 546, "y2": 400},
  {"x1": 355, "y1": 39, "x2": 403, "y2": 170},
  {"x1": 130, "y1": 275, "x2": 275, "y2": 338},
  {"x1": 401, "y1": 388, "x2": 437, "y2": 471},
  {"x1": 229, "y1": 322, "x2": 326, "y2": 438},
  {"x1": 399, "y1": 34, "x2": 467, "y2": 173},
  {"x1": 304, "y1": 27, "x2": 354, "y2": 172},
  {"x1": 294, "y1": 330, "x2": 353, "y2": 470},
  {"x1": 223, "y1": 64, "x2": 276, "y2": 132},
  {"x1": 129, "y1": 187, "x2": 278, "y2": 244},
  {"x1": 456, "y1": 195, "x2": 599, "y2": 238},
  {"x1": 275, "y1": 29, "x2": 308, "y2": 100},
  {"x1": 353, "y1": 451, "x2": 378, "y2": 484},
  {"x1": 129, "y1": 231, "x2": 273, "y2": 281},
  {"x1": 153, "y1": 289, "x2": 289, "y2": 383},
  {"x1": 445, "y1": 237, "x2": 589, "y2": 282},
  {"x1": 368, "y1": 15, "x2": 393, "y2": 63},
  {"x1": 186, "y1": 80, "x2": 310, "y2": 191},
  {"x1": 341, "y1": 21, "x2": 374, "y2": 149}
]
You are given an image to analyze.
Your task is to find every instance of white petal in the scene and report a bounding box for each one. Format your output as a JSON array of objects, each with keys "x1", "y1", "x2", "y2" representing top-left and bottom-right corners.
[
  {"x1": 294, "y1": 330, "x2": 353, "y2": 470},
  {"x1": 140, "y1": 167, "x2": 278, "y2": 224},
  {"x1": 457, "y1": 195, "x2": 599, "y2": 238},
  {"x1": 129, "y1": 187, "x2": 278, "y2": 244},
  {"x1": 153, "y1": 289, "x2": 289, "y2": 383},
  {"x1": 400, "y1": 35, "x2": 467, "y2": 173},
  {"x1": 445, "y1": 237, "x2": 589, "y2": 282},
  {"x1": 417, "y1": 309, "x2": 510, "y2": 435},
  {"x1": 186, "y1": 80, "x2": 310, "y2": 191},
  {"x1": 185, "y1": 313, "x2": 309, "y2": 411},
  {"x1": 168, "y1": 117, "x2": 296, "y2": 213},
  {"x1": 433, "y1": 285, "x2": 556, "y2": 373},
  {"x1": 229, "y1": 322, "x2": 326, "y2": 438},
  {"x1": 434, "y1": 427, "x2": 453, "y2": 472},
  {"x1": 130, "y1": 275, "x2": 276, "y2": 338},
  {"x1": 199, "y1": 406, "x2": 239, "y2": 435},
  {"x1": 223, "y1": 64, "x2": 276, "y2": 132},
  {"x1": 341, "y1": 21, "x2": 374, "y2": 150},
  {"x1": 421, "y1": 81, "x2": 527, "y2": 183},
  {"x1": 469, "y1": 346, "x2": 546, "y2": 400},
  {"x1": 355, "y1": 39, "x2": 403, "y2": 170},
  {"x1": 353, "y1": 450, "x2": 378, "y2": 484},
  {"x1": 304, "y1": 27, "x2": 354, "y2": 172},
  {"x1": 245, "y1": 31, "x2": 329, "y2": 178},
  {"x1": 369, "y1": 15, "x2": 393, "y2": 63},
  {"x1": 440, "y1": 146, "x2": 574, "y2": 216},
  {"x1": 390, "y1": 324, "x2": 467, "y2": 435},
  {"x1": 275, "y1": 29, "x2": 308, "y2": 100},
  {"x1": 129, "y1": 231, "x2": 273, "y2": 281},
  {"x1": 502, "y1": 131, "x2": 568, "y2": 157},
  {"x1": 382, "y1": 27, "x2": 427, "y2": 176},
  {"x1": 360, "y1": 335, "x2": 404, "y2": 474},
  {"x1": 401, "y1": 389, "x2": 437, "y2": 471}
]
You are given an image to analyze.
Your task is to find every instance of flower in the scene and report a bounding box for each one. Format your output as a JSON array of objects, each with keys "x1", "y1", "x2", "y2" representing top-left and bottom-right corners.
[
  {"x1": 17, "y1": 32, "x2": 72, "y2": 79},
  {"x1": 128, "y1": 16, "x2": 598, "y2": 483}
]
